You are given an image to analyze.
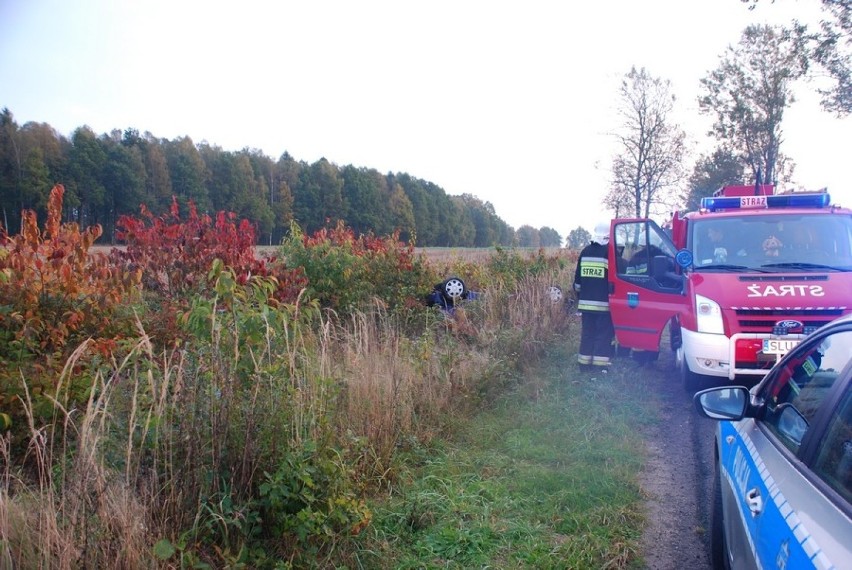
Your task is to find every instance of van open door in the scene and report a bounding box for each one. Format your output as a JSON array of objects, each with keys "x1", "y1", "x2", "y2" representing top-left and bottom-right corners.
[{"x1": 608, "y1": 219, "x2": 686, "y2": 352}]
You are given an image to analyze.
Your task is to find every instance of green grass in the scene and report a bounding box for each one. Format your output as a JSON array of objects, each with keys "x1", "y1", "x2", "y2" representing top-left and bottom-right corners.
[{"x1": 355, "y1": 348, "x2": 663, "y2": 569}]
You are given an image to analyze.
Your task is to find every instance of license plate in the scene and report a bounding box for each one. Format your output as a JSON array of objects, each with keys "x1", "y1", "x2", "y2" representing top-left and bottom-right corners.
[{"x1": 762, "y1": 339, "x2": 799, "y2": 356}]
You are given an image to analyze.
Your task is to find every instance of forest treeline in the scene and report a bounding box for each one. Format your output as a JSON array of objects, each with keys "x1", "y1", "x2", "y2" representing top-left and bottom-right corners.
[{"x1": 0, "y1": 108, "x2": 564, "y2": 248}]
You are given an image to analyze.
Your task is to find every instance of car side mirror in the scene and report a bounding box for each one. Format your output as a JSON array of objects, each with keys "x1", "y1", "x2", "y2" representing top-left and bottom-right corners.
[{"x1": 694, "y1": 386, "x2": 750, "y2": 420}]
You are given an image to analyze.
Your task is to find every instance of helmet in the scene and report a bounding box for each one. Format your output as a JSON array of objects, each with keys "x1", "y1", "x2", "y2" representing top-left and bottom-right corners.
[{"x1": 593, "y1": 221, "x2": 610, "y2": 244}]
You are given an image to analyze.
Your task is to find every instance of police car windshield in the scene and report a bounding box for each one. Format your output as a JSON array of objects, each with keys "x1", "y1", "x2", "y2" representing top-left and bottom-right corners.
[{"x1": 691, "y1": 214, "x2": 852, "y2": 272}]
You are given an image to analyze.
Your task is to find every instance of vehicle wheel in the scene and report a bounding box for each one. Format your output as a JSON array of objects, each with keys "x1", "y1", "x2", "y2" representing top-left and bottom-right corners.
[
  {"x1": 547, "y1": 285, "x2": 563, "y2": 303},
  {"x1": 710, "y1": 456, "x2": 730, "y2": 569},
  {"x1": 677, "y1": 347, "x2": 703, "y2": 392},
  {"x1": 669, "y1": 323, "x2": 682, "y2": 352},
  {"x1": 442, "y1": 277, "x2": 466, "y2": 303}
]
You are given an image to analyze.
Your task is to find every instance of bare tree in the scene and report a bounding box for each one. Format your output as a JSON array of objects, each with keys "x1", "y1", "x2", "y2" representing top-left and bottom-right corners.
[
  {"x1": 607, "y1": 67, "x2": 687, "y2": 219},
  {"x1": 699, "y1": 24, "x2": 806, "y2": 185}
]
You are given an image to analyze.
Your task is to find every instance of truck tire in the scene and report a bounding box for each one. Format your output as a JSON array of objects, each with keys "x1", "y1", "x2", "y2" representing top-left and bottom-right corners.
[{"x1": 677, "y1": 347, "x2": 703, "y2": 392}]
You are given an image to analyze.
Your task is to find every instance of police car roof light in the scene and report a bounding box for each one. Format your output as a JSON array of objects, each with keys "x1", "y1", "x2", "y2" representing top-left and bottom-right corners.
[{"x1": 700, "y1": 192, "x2": 831, "y2": 212}]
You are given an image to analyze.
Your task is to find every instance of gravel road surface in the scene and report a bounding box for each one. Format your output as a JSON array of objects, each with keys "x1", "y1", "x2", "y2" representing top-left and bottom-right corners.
[{"x1": 637, "y1": 358, "x2": 719, "y2": 570}]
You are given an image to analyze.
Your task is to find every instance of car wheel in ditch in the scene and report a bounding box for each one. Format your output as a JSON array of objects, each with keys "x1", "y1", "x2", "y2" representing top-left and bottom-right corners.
[
  {"x1": 442, "y1": 277, "x2": 466, "y2": 303},
  {"x1": 547, "y1": 285, "x2": 563, "y2": 303}
]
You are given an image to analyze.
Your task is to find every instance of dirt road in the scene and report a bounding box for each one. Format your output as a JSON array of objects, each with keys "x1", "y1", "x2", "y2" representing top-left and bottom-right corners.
[{"x1": 637, "y1": 358, "x2": 719, "y2": 570}]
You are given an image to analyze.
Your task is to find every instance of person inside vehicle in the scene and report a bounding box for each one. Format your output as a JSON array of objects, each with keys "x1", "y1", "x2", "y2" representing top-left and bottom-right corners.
[
  {"x1": 781, "y1": 225, "x2": 831, "y2": 262},
  {"x1": 696, "y1": 225, "x2": 729, "y2": 264},
  {"x1": 696, "y1": 224, "x2": 748, "y2": 264}
]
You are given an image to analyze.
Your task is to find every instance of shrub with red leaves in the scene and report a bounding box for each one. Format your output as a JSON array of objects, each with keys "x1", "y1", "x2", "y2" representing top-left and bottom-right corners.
[{"x1": 112, "y1": 197, "x2": 306, "y2": 304}]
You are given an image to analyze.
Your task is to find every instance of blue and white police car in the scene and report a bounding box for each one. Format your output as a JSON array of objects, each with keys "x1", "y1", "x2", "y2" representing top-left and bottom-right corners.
[{"x1": 694, "y1": 312, "x2": 852, "y2": 569}]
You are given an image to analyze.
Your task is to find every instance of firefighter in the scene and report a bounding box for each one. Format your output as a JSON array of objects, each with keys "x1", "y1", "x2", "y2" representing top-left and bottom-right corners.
[{"x1": 573, "y1": 221, "x2": 615, "y2": 373}]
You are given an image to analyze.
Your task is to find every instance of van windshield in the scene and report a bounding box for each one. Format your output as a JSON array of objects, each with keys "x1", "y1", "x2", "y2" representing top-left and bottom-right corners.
[{"x1": 691, "y1": 214, "x2": 852, "y2": 272}]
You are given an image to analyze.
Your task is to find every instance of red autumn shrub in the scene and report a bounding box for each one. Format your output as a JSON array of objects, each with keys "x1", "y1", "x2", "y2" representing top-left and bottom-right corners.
[
  {"x1": 112, "y1": 197, "x2": 306, "y2": 304},
  {"x1": 0, "y1": 184, "x2": 140, "y2": 358},
  {"x1": 0, "y1": 184, "x2": 141, "y2": 427}
]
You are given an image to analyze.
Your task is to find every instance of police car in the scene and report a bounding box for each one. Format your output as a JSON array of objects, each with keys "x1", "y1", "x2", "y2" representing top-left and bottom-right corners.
[{"x1": 694, "y1": 312, "x2": 852, "y2": 569}]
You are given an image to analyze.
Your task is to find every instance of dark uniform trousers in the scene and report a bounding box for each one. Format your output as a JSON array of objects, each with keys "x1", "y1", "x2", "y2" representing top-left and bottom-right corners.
[{"x1": 578, "y1": 311, "x2": 614, "y2": 367}]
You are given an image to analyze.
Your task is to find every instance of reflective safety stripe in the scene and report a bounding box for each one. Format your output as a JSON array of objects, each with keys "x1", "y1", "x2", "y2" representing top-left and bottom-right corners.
[
  {"x1": 581, "y1": 256, "x2": 607, "y2": 264},
  {"x1": 578, "y1": 300, "x2": 610, "y2": 311},
  {"x1": 579, "y1": 258, "x2": 607, "y2": 279},
  {"x1": 591, "y1": 356, "x2": 611, "y2": 366},
  {"x1": 577, "y1": 354, "x2": 592, "y2": 365}
]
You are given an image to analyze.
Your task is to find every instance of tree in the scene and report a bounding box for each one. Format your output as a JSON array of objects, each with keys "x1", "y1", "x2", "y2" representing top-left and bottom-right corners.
[
  {"x1": 19, "y1": 146, "x2": 51, "y2": 215},
  {"x1": 456, "y1": 193, "x2": 508, "y2": 247},
  {"x1": 19, "y1": 122, "x2": 67, "y2": 185},
  {"x1": 294, "y1": 158, "x2": 344, "y2": 234},
  {"x1": 684, "y1": 148, "x2": 745, "y2": 210},
  {"x1": 603, "y1": 177, "x2": 635, "y2": 219},
  {"x1": 165, "y1": 136, "x2": 210, "y2": 212},
  {"x1": 742, "y1": 0, "x2": 851, "y2": 115},
  {"x1": 539, "y1": 226, "x2": 562, "y2": 247},
  {"x1": 341, "y1": 165, "x2": 387, "y2": 235},
  {"x1": 386, "y1": 181, "x2": 415, "y2": 242},
  {"x1": 444, "y1": 196, "x2": 475, "y2": 246},
  {"x1": 607, "y1": 67, "x2": 687, "y2": 219},
  {"x1": 66, "y1": 126, "x2": 108, "y2": 227},
  {"x1": 100, "y1": 131, "x2": 147, "y2": 242},
  {"x1": 699, "y1": 24, "x2": 806, "y2": 185},
  {"x1": 515, "y1": 225, "x2": 540, "y2": 247},
  {"x1": 136, "y1": 131, "x2": 173, "y2": 214},
  {"x1": 809, "y1": 0, "x2": 852, "y2": 114},
  {"x1": 396, "y1": 174, "x2": 434, "y2": 244},
  {"x1": 269, "y1": 152, "x2": 298, "y2": 245},
  {"x1": 0, "y1": 109, "x2": 21, "y2": 232},
  {"x1": 565, "y1": 226, "x2": 591, "y2": 249},
  {"x1": 0, "y1": 109, "x2": 525, "y2": 247}
]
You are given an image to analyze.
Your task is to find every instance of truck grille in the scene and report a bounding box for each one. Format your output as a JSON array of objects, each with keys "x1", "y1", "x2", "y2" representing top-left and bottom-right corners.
[{"x1": 733, "y1": 308, "x2": 844, "y2": 333}]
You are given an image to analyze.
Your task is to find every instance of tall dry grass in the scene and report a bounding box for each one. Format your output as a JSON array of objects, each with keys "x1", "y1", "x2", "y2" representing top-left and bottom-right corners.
[
  {"x1": 1, "y1": 335, "x2": 163, "y2": 569},
  {"x1": 0, "y1": 261, "x2": 578, "y2": 567}
]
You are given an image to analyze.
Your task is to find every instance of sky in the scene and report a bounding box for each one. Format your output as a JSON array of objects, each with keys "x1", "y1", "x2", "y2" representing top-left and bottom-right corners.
[{"x1": 1, "y1": 0, "x2": 849, "y2": 239}]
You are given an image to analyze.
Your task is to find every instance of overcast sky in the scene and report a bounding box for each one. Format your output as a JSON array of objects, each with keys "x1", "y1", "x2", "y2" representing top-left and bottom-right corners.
[{"x1": 1, "y1": 0, "x2": 849, "y2": 238}]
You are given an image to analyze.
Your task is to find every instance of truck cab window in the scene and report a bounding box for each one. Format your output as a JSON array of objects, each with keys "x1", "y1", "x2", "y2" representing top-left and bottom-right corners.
[{"x1": 614, "y1": 221, "x2": 679, "y2": 290}]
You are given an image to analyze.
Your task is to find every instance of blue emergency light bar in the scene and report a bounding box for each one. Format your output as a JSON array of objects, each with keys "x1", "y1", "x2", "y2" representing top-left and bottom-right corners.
[{"x1": 700, "y1": 192, "x2": 831, "y2": 212}]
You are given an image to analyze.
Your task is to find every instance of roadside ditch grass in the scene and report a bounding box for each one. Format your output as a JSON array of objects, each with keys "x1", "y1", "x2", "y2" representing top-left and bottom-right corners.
[{"x1": 355, "y1": 345, "x2": 665, "y2": 569}]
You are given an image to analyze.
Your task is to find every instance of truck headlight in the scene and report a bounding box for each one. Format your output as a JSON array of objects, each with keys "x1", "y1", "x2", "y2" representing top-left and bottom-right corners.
[{"x1": 696, "y1": 294, "x2": 724, "y2": 335}]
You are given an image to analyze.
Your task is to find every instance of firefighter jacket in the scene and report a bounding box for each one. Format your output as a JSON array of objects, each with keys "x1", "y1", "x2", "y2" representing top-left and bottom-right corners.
[{"x1": 573, "y1": 241, "x2": 610, "y2": 312}]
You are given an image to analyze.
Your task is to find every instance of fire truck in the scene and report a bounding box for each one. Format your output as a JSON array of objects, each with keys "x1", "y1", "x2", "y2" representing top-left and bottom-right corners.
[{"x1": 605, "y1": 184, "x2": 852, "y2": 390}]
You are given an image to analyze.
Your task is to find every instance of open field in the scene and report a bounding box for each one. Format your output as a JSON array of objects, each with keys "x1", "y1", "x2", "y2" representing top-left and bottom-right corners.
[{"x1": 91, "y1": 244, "x2": 573, "y2": 263}]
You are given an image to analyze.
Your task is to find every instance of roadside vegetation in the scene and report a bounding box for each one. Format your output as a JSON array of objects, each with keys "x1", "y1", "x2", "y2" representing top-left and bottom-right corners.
[
  {"x1": 356, "y1": 351, "x2": 659, "y2": 569},
  {"x1": 0, "y1": 186, "x2": 659, "y2": 568}
]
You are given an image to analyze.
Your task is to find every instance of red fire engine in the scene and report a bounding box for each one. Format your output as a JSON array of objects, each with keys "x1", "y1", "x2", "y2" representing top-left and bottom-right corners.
[{"x1": 605, "y1": 185, "x2": 852, "y2": 390}]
